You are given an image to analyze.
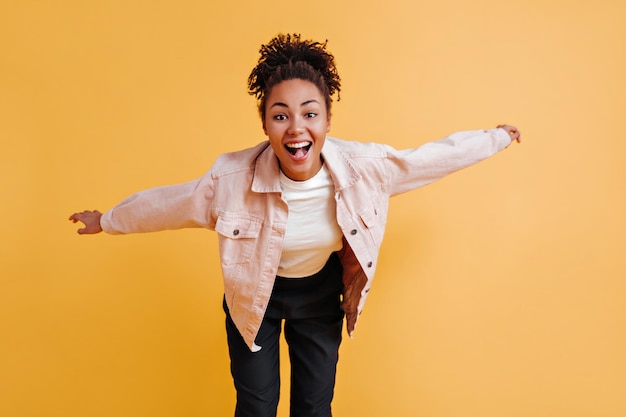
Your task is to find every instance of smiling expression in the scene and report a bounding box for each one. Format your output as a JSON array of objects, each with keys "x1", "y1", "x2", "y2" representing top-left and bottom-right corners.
[{"x1": 263, "y1": 79, "x2": 331, "y2": 181}]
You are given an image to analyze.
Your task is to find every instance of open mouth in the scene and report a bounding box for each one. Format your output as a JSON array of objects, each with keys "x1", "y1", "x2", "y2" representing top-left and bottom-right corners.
[{"x1": 285, "y1": 141, "x2": 312, "y2": 159}]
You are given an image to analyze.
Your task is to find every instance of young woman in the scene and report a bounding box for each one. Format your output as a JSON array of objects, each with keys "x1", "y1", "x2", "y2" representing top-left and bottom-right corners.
[{"x1": 70, "y1": 33, "x2": 521, "y2": 417}]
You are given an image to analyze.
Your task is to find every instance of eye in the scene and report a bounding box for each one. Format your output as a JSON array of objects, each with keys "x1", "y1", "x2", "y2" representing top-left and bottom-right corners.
[
  {"x1": 273, "y1": 114, "x2": 287, "y2": 121},
  {"x1": 305, "y1": 112, "x2": 317, "y2": 118}
]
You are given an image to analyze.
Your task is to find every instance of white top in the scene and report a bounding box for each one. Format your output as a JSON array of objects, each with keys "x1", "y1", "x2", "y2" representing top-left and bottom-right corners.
[{"x1": 278, "y1": 164, "x2": 343, "y2": 278}]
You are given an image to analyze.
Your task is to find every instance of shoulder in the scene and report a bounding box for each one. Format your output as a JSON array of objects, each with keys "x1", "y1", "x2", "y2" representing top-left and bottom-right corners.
[
  {"x1": 325, "y1": 136, "x2": 390, "y2": 158},
  {"x1": 323, "y1": 137, "x2": 393, "y2": 187},
  {"x1": 210, "y1": 141, "x2": 271, "y2": 177}
]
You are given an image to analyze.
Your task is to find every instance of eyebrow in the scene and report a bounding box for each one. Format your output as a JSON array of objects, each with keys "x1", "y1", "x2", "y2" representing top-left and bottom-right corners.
[{"x1": 269, "y1": 99, "x2": 320, "y2": 109}]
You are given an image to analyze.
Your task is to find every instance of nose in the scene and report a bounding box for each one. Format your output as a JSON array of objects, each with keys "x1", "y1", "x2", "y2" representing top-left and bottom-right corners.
[{"x1": 287, "y1": 119, "x2": 304, "y2": 136}]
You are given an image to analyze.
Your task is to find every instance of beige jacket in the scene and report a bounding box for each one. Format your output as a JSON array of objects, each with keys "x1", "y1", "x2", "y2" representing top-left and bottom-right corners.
[{"x1": 101, "y1": 129, "x2": 512, "y2": 351}]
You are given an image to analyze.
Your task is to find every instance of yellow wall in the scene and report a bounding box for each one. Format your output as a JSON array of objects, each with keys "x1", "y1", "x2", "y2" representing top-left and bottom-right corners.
[{"x1": 2, "y1": 1, "x2": 625, "y2": 416}]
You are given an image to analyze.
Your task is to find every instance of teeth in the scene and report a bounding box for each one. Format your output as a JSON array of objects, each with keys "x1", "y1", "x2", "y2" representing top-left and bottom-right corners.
[{"x1": 285, "y1": 141, "x2": 311, "y2": 149}]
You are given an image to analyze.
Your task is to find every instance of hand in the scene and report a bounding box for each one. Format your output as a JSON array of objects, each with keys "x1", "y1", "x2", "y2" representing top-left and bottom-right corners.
[
  {"x1": 497, "y1": 124, "x2": 521, "y2": 144},
  {"x1": 69, "y1": 210, "x2": 103, "y2": 234}
]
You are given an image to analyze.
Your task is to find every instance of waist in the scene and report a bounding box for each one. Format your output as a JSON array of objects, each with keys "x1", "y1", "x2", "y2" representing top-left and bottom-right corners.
[{"x1": 274, "y1": 252, "x2": 341, "y2": 290}]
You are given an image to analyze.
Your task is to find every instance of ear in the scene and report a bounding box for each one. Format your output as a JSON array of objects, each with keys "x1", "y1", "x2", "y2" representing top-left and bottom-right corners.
[
  {"x1": 262, "y1": 117, "x2": 268, "y2": 135},
  {"x1": 326, "y1": 115, "x2": 332, "y2": 133}
]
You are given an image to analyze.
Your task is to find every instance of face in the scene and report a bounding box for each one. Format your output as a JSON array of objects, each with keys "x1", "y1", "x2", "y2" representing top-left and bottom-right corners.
[{"x1": 263, "y1": 79, "x2": 331, "y2": 181}]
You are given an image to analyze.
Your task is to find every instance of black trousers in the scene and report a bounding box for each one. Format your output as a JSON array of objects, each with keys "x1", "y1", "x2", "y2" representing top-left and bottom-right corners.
[{"x1": 224, "y1": 253, "x2": 344, "y2": 417}]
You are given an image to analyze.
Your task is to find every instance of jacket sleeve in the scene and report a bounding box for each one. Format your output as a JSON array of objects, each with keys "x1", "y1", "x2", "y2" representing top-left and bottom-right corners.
[
  {"x1": 384, "y1": 128, "x2": 512, "y2": 196},
  {"x1": 100, "y1": 171, "x2": 215, "y2": 235}
]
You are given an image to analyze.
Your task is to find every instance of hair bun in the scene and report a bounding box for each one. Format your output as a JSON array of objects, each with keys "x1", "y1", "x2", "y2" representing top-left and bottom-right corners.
[{"x1": 248, "y1": 33, "x2": 341, "y2": 103}]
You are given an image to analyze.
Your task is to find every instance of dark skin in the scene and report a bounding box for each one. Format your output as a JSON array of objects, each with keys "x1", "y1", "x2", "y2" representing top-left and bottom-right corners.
[
  {"x1": 69, "y1": 210, "x2": 103, "y2": 234},
  {"x1": 498, "y1": 124, "x2": 521, "y2": 143}
]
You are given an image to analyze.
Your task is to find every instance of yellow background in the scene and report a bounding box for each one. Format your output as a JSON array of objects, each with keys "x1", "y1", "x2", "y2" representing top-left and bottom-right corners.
[{"x1": 1, "y1": 1, "x2": 625, "y2": 416}]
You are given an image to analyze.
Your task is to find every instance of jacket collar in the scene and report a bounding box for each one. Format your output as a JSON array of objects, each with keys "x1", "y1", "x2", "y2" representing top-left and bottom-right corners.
[
  {"x1": 251, "y1": 137, "x2": 361, "y2": 193},
  {"x1": 251, "y1": 142, "x2": 283, "y2": 193},
  {"x1": 322, "y1": 137, "x2": 362, "y2": 191}
]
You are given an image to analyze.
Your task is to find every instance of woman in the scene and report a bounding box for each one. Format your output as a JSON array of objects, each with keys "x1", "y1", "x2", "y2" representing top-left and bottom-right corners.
[{"x1": 70, "y1": 33, "x2": 521, "y2": 417}]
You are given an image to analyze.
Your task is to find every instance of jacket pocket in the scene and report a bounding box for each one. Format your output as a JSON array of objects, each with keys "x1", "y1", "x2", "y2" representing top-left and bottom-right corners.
[
  {"x1": 357, "y1": 193, "x2": 388, "y2": 248},
  {"x1": 215, "y1": 214, "x2": 262, "y2": 265}
]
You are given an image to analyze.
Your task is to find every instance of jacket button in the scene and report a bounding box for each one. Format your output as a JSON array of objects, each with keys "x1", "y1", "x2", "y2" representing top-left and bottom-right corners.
[
  {"x1": 367, "y1": 261, "x2": 373, "y2": 268},
  {"x1": 351, "y1": 229, "x2": 357, "y2": 235},
  {"x1": 233, "y1": 229, "x2": 240, "y2": 236}
]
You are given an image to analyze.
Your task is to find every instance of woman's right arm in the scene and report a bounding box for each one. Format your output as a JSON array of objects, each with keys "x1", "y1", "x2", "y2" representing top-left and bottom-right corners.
[{"x1": 69, "y1": 172, "x2": 216, "y2": 236}]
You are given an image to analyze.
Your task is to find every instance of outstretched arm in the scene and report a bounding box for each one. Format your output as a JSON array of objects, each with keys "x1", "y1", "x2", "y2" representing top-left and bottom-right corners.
[
  {"x1": 383, "y1": 124, "x2": 522, "y2": 196},
  {"x1": 69, "y1": 210, "x2": 103, "y2": 234}
]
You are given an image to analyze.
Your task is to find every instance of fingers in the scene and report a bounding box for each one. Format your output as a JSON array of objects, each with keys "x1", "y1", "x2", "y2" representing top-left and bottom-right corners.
[
  {"x1": 69, "y1": 210, "x2": 100, "y2": 220},
  {"x1": 497, "y1": 124, "x2": 521, "y2": 144},
  {"x1": 68, "y1": 213, "x2": 85, "y2": 223},
  {"x1": 69, "y1": 212, "x2": 86, "y2": 223},
  {"x1": 69, "y1": 210, "x2": 103, "y2": 234}
]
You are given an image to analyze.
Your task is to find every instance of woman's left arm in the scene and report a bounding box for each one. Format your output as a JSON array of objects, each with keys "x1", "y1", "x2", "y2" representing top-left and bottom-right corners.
[{"x1": 384, "y1": 125, "x2": 521, "y2": 196}]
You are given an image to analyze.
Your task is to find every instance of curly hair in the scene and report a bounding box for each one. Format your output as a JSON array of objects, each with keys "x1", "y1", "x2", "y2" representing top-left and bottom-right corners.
[{"x1": 247, "y1": 33, "x2": 341, "y2": 119}]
